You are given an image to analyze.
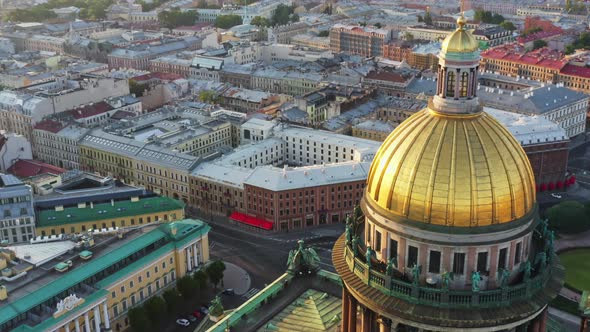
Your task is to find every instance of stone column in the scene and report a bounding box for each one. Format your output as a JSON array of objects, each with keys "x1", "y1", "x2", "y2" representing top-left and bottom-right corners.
[
  {"x1": 341, "y1": 288, "x2": 350, "y2": 332},
  {"x1": 442, "y1": 68, "x2": 448, "y2": 97},
  {"x1": 102, "y1": 302, "x2": 111, "y2": 330},
  {"x1": 539, "y1": 307, "x2": 547, "y2": 332},
  {"x1": 348, "y1": 296, "x2": 357, "y2": 331},
  {"x1": 193, "y1": 243, "x2": 199, "y2": 268},
  {"x1": 186, "y1": 247, "x2": 192, "y2": 272},
  {"x1": 75, "y1": 319, "x2": 81, "y2": 332},
  {"x1": 454, "y1": 69, "x2": 461, "y2": 99},
  {"x1": 93, "y1": 306, "x2": 101, "y2": 332},
  {"x1": 361, "y1": 307, "x2": 373, "y2": 332},
  {"x1": 378, "y1": 316, "x2": 392, "y2": 332},
  {"x1": 84, "y1": 313, "x2": 91, "y2": 332},
  {"x1": 65, "y1": 323, "x2": 70, "y2": 332}
]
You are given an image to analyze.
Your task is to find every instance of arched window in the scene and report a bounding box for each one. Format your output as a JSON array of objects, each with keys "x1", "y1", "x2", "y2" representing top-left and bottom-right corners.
[
  {"x1": 447, "y1": 71, "x2": 455, "y2": 97},
  {"x1": 460, "y1": 72, "x2": 469, "y2": 97}
]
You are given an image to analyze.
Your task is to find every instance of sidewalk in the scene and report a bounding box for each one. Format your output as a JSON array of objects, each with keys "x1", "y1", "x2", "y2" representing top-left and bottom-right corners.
[{"x1": 220, "y1": 261, "x2": 251, "y2": 296}]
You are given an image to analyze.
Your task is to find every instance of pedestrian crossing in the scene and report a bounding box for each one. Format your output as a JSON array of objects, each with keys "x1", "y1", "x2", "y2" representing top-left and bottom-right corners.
[{"x1": 242, "y1": 288, "x2": 260, "y2": 299}]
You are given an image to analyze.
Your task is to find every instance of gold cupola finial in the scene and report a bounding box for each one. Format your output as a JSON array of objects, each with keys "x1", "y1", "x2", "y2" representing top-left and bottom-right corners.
[{"x1": 457, "y1": 12, "x2": 466, "y2": 29}]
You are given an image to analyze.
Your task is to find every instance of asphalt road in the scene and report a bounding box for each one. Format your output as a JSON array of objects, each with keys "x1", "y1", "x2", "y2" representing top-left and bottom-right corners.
[{"x1": 165, "y1": 217, "x2": 341, "y2": 331}]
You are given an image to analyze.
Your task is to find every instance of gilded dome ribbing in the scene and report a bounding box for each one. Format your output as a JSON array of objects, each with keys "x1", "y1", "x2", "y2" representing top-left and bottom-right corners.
[{"x1": 366, "y1": 109, "x2": 536, "y2": 227}]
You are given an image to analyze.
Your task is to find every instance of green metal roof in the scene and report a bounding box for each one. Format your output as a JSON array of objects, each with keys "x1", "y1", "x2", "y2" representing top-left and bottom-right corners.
[
  {"x1": 79, "y1": 250, "x2": 92, "y2": 258},
  {"x1": 0, "y1": 219, "x2": 209, "y2": 327},
  {"x1": 37, "y1": 196, "x2": 185, "y2": 227},
  {"x1": 9, "y1": 290, "x2": 108, "y2": 332}
]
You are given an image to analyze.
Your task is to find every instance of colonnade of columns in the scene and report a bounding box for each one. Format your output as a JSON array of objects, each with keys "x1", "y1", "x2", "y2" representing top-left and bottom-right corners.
[
  {"x1": 55, "y1": 301, "x2": 111, "y2": 332},
  {"x1": 341, "y1": 287, "x2": 392, "y2": 332},
  {"x1": 186, "y1": 241, "x2": 201, "y2": 272}
]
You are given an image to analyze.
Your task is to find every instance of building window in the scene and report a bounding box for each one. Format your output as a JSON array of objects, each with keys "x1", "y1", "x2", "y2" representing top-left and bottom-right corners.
[
  {"x1": 498, "y1": 247, "x2": 508, "y2": 270},
  {"x1": 389, "y1": 239, "x2": 398, "y2": 260},
  {"x1": 375, "y1": 231, "x2": 381, "y2": 252},
  {"x1": 477, "y1": 251, "x2": 488, "y2": 273},
  {"x1": 452, "y1": 252, "x2": 465, "y2": 275},
  {"x1": 428, "y1": 250, "x2": 441, "y2": 273},
  {"x1": 407, "y1": 245, "x2": 418, "y2": 267},
  {"x1": 460, "y1": 72, "x2": 469, "y2": 97},
  {"x1": 515, "y1": 242, "x2": 522, "y2": 264},
  {"x1": 120, "y1": 286, "x2": 125, "y2": 293},
  {"x1": 113, "y1": 304, "x2": 119, "y2": 317},
  {"x1": 447, "y1": 71, "x2": 456, "y2": 97}
]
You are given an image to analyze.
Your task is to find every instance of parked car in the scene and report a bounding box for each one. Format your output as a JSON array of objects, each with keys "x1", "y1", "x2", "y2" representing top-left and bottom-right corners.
[
  {"x1": 222, "y1": 288, "x2": 235, "y2": 296},
  {"x1": 192, "y1": 310, "x2": 203, "y2": 319},
  {"x1": 176, "y1": 318, "x2": 190, "y2": 327},
  {"x1": 200, "y1": 306, "x2": 209, "y2": 315},
  {"x1": 551, "y1": 193, "x2": 562, "y2": 199},
  {"x1": 187, "y1": 315, "x2": 197, "y2": 323}
]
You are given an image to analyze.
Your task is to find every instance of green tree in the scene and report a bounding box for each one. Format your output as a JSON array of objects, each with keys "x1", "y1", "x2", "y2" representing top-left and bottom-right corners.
[
  {"x1": 403, "y1": 32, "x2": 414, "y2": 41},
  {"x1": 546, "y1": 200, "x2": 590, "y2": 234},
  {"x1": 499, "y1": 21, "x2": 516, "y2": 31},
  {"x1": 158, "y1": 7, "x2": 198, "y2": 29},
  {"x1": 193, "y1": 270, "x2": 208, "y2": 289},
  {"x1": 215, "y1": 14, "x2": 243, "y2": 29},
  {"x1": 251, "y1": 16, "x2": 270, "y2": 27},
  {"x1": 374, "y1": 22, "x2": 382, "y2": 29},
  {"x1": 199, "y1": 90, "x2": 220, "y2": 103},
  {"x1": 205, "y1": 260, "x2": 226, "y2": 289},
  {"x1": 423, "y1": 10, "x2": 432, "y2": 25},
  {"x1": 144, "y1": 296, "x2": 167, "y2": 327},
  {"x1": 177, "y1": 275, "x2": 198, "y2": 300},
  {"x1": 162, "y1": 289, "x2": 181, "y2": 313},
  {"x1": 128, "y1": 307, "x2": 151, "y2": 332},
  {"x1": 533, "y1": 39, "x2": 547, "y2": 50},
  {"x1": 129, "y1": 80, "x2": 148, "y2": 97},
  {"x1": 417, "y1": 14, "x2": 423, "y2": 22},
  {"x1": 318, "y1": 30, "x2": 329, "y2": 37},
  {"x1": 290, "y1": 13, "x2": 299, "y2": 23},
  {"x1": 271, "y1": 4, "x2": 293, "y2": 26}
]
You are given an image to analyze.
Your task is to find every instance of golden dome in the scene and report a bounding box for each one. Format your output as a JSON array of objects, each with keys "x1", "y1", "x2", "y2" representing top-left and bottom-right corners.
[
  {"x1": 440, "y1": 15, "x2": 479, "y2": 53},
  {"x1": 366, "y1": 108, "x2": 536, "y2": 227}
]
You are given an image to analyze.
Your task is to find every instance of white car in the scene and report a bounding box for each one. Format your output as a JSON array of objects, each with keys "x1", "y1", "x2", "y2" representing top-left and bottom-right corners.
[
  {"x1": 176, "y1": 318, "x2": 190, "y2": 327},
  {"x1": 551, "y1": 193, "x2": 562, "y2": 199}
]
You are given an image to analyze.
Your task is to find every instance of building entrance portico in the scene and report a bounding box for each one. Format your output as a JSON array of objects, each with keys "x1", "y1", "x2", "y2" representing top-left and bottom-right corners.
[{"x1": 49, "y1": 295, "x2": 111, "y2": 332}]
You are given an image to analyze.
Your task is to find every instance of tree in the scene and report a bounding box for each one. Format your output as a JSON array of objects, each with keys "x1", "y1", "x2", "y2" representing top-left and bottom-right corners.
[
  {"x1": 423, "y1": 10, "x2": 432, "y2": 25},
  {"x1": 290, "y1": 13, "x2": 299, "y2": 23},
  {"x1": 546, "y1": 200, "x2": 590, "y2": 234},
  {"x1": 215, "y1": 14, "x2": 243, "y2": 29},
  {"x1": 374, "y1": 22, "x2": 382, "y2": 29},
  {"x1": 499, "y1": 21, "x2": 516, "y2": 31},
  {"x1": 193, "y1": 270, "x2": 208, "y2": 289},
  {"x1": 271, "y1": 4, "x2": 293, "y2": 26},
  {"x1": 417, "y1": 14, "x2": 423, "y2": 22},
  {"x1": 158, "y1": 7, "x2": 198, "y2": 29},
  {"x1": 358, "y1": 21, "x2": 367, "y2": 27},
  {"x1": 162, "y1": 289, "x2": 181, "y2": 313},
  {"x1": 403, "y1": 32, "x2": 414, "y2": 41},
  {"x1": 128, "y1": 307, "x2": 151, "y2": 332},
  {"x1": 318, "y1": 30, "x2": 329, "y2": 37},
  {"x1": 129, "y1": 80, "x2": 148, "y2": 97},
  {"x1": 144, "y1": 296, "x2": 167, "y2": 327},
  {"x1": 205, "y1": 260, "x2": 226, "y2": 289},
  {"x1": 251, "y1": 16, "x2": 270, "y2": 27},
  {"x1": 199, "y1": 90, "x2": 220, "y2": 104},
  {"x1": 533, "y1": 39, "x2": 547, "y2": 50},
  {"x1": 176, "y1": 275, "x2": 198, "y2": 300}
]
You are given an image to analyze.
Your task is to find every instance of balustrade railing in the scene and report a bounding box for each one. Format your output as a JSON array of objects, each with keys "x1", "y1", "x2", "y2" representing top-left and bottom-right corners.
[{"x1": 343, "y1": 242, "x2": 553, "y2": 308}]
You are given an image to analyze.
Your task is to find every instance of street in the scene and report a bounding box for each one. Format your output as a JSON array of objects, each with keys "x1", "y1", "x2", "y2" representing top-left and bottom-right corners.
[{"x1": 165, "y1": 216, "x2": 343, "y2": 331}]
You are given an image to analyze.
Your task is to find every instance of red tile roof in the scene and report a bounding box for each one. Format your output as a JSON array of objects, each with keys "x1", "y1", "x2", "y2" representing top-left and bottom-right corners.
[
  {"x1": 7, "y1": 160, "x2": 65, "y2": 178},
  {"x1": 34, "y1": 119, "x2": 67, "y2": 134},
  {"x1": 560, "y1": 63, "x2": 590, "y2": 78},
  {"x1": 517, "y1": 29, "x2": 562, "y2": 44},
  {"x1": 481, "y1": 44, "x2": 566, "y2": 70},
  {"x1": 66, "y1": 101, "x2": 113, "y2": 119}
]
